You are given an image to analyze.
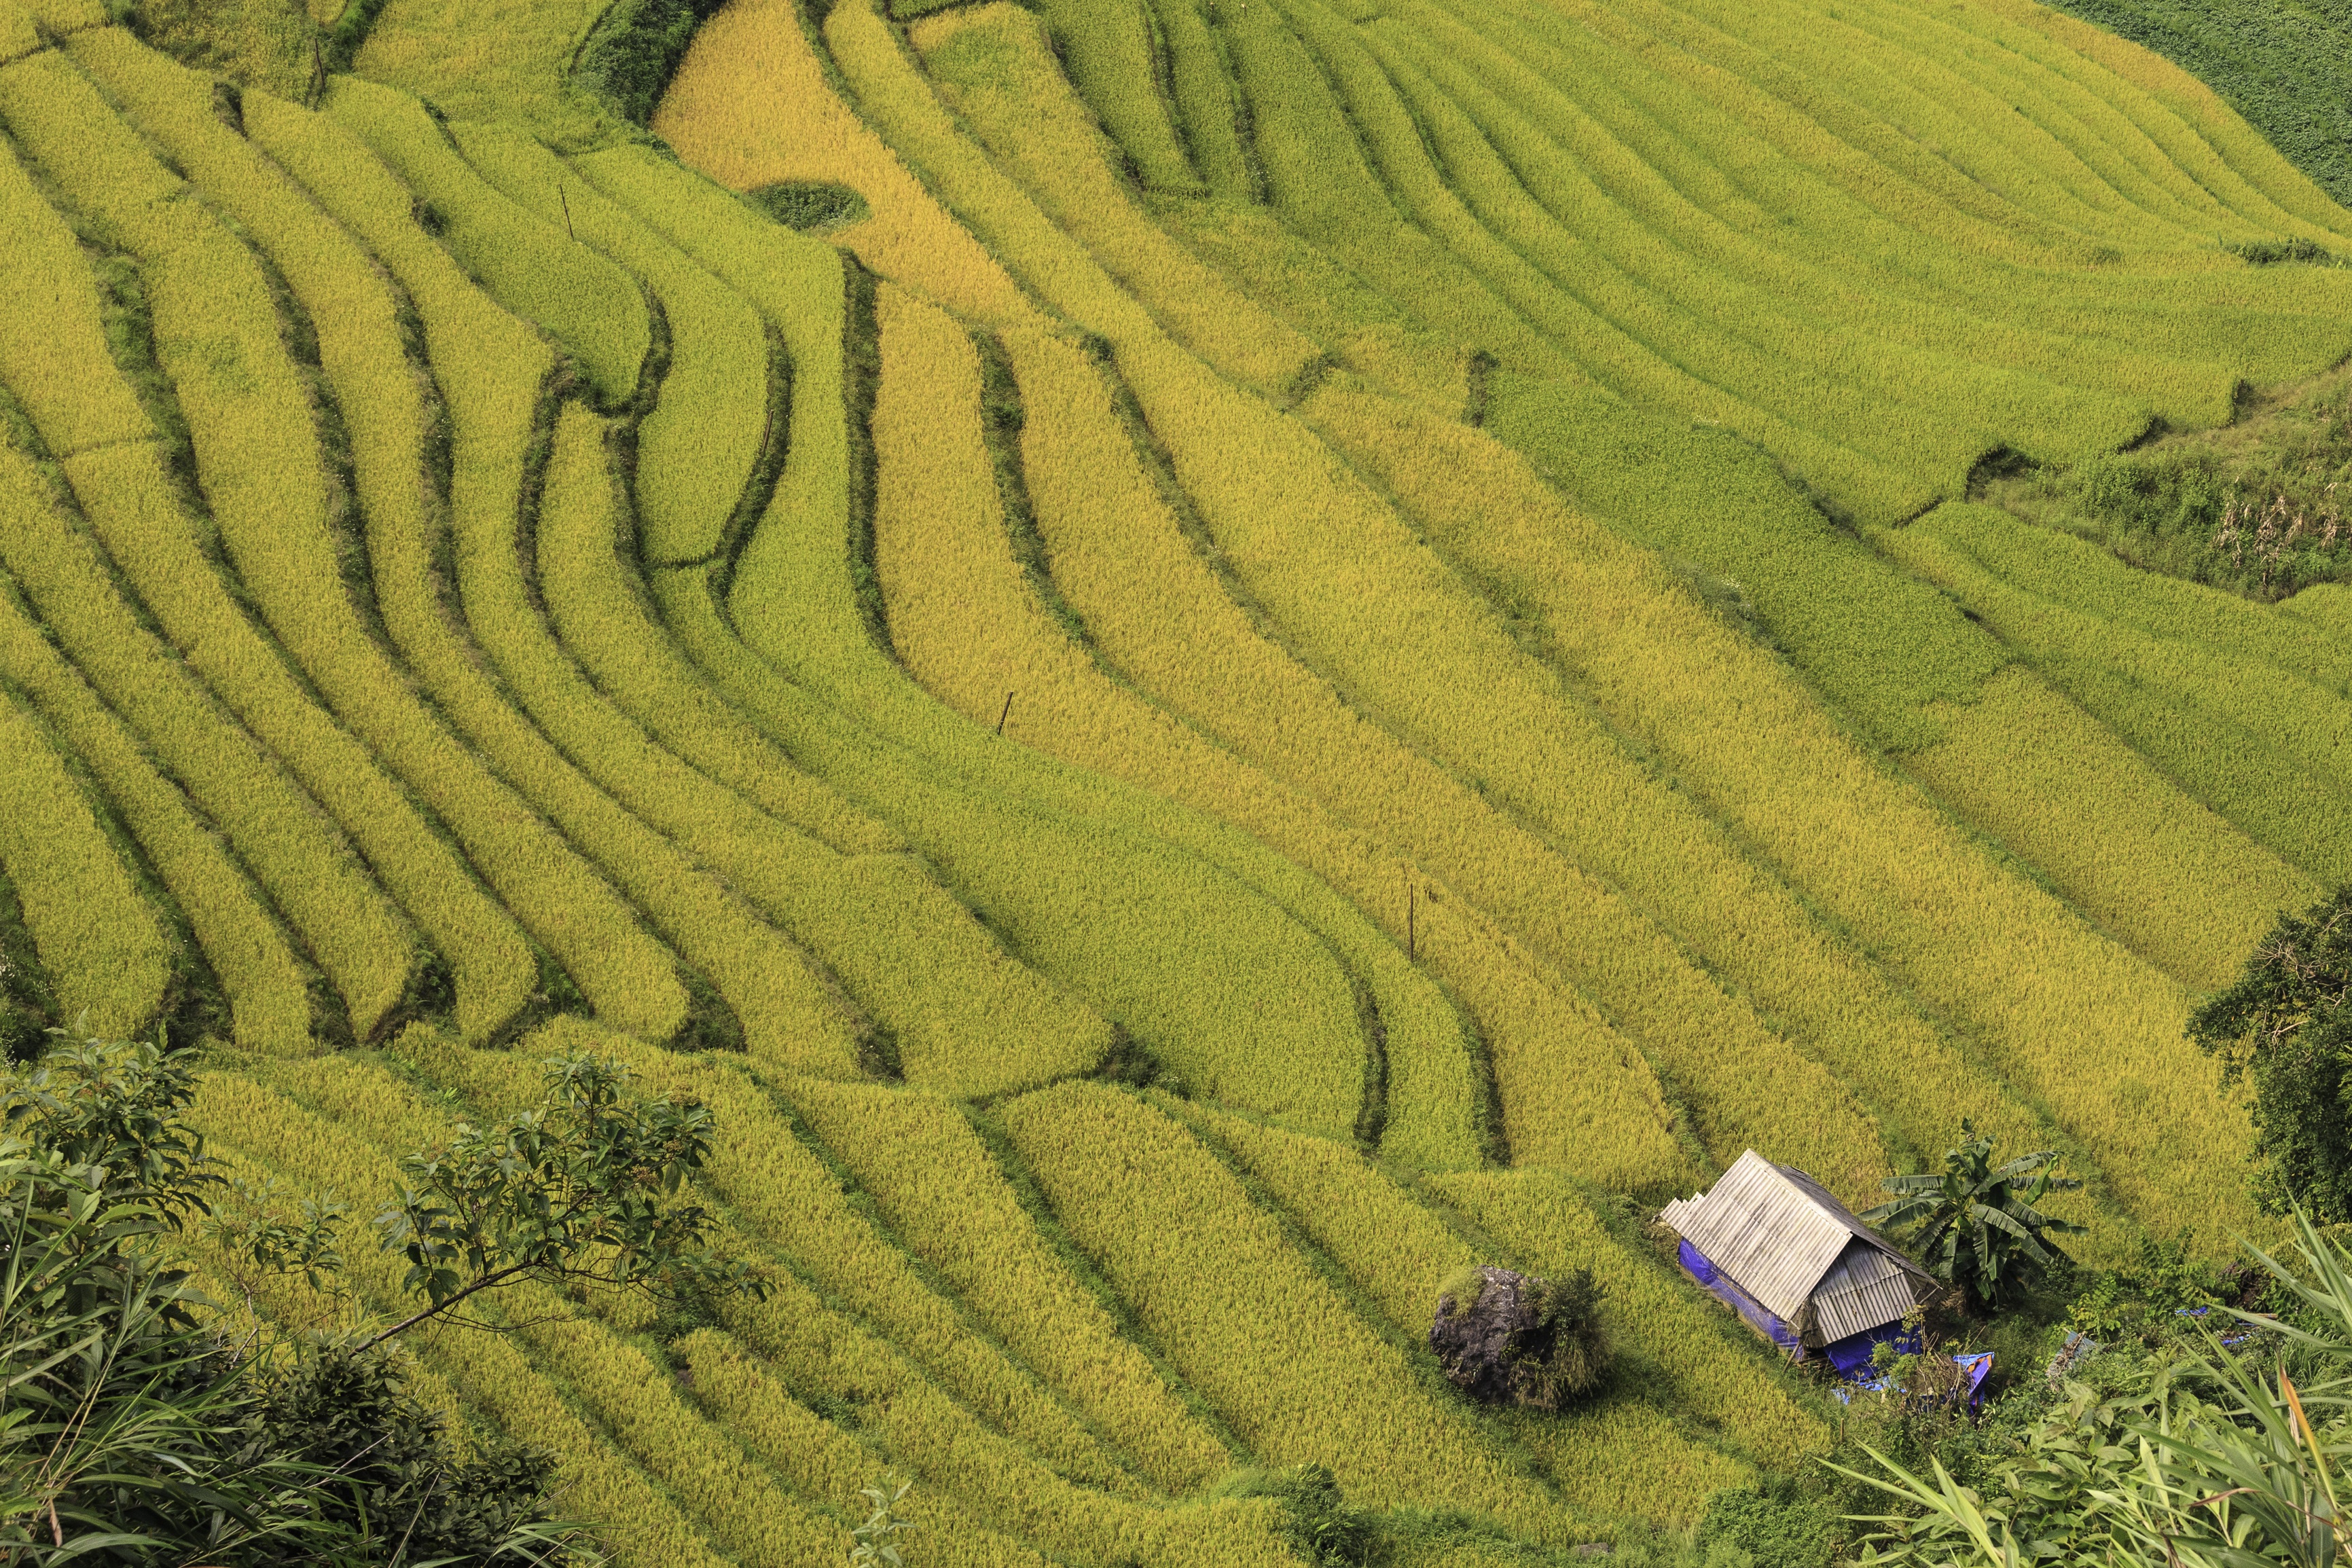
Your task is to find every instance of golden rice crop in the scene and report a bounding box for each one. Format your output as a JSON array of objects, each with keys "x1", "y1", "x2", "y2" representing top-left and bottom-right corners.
[
  {"x1": 448, "y1": 121, "x2": 768, "y2": 568},
  {"x1": 1000, "y1": 1080, "x2": 1583, "y2": 1541},
  {"x1": 1504, "y1": 1398, "x2": 1751, "y2": 1529},
  {"x1": 911, "y1": 5, "x2": 1318, "y2": 394},
  {"x1": 1278, "y1": 0, "x2": 2105, "y2": 519},
  {"x1": 702, "y1": 1264, "x2": 1305, "y2": 1566},
  {"x1": 1177, "y1": 1101, "x2": 1788, "y2": 1519},
  {"x1": 500, "y1": 1301, "x2": 850, "y2": 1567},
  {"x1": 0, "y1": 560, "x2": 313, "y2": 1054},
  {"x1": 12, "y1": 43, "x2": 538, "y2": 1040},
  {"x1": 0, "y1": 437, "x2": 410, "y2": 1042},
  {"x1": 1487, "y1": 365, "x2": 2303, "y2": 1016},
  {"x1": 672, "y1": 1331, "x2": 1080, "y2": 1568},
  {"x1": 587, "y1": 151, "x2": 1382, "y2": 1130},
  {"x1": 1026, "y1": 0, "x2": 1199, "y2": 195},
  {"x1": 527, "y1": 321, "x2": 1116, "y2": 1099},
  {"x1": 0, "y1": 679, "x2": 172, "y2": 1038},
  {"x1": 782, "y1": 0, "x2": 1883, "y2": 1191},
  {"x1": 1342, "y1": 3, "x2": 2178, "y2": 466},
  {"x1": 1005, "y1": 321, "x2": 1690, "y2": 1182},
  {"x1": 0, "y1": 130, "x2": 145, "y2": 456},
  {"x1": 488, "y1": 224, "x2": 900, "y2": 858},
  {"x1": 486, "y1": 399, "x2": 862, "y2": 1075},
  {"x1": 1303, "y1": 384, "x2": 2262, "y2": 1248},
  {"x1": 230, "y1": 88, "x2": 697, "y2": 1046},
  {"x1": 564, "y1": 1029, "x2": 1132, "y2": 1488},
  {"x1": 1906, "y1": 668, "x2": 2316, "y2": 991},
  {"x1": 1972, "y1": 0, "x2": 2352, "y2": 235},
  {"x1": 875, "y1": 312, "x2": 1488, "y2": 1165},
  {"x1": 1921, "y1": 505, "x2": 2352, "y2": 691},
  {"x1": 871, "y1": 286, "x2": 1360, "y2": 1127},
  {"x1": 651, "y1": 0, "x2": 1037, "y2": 328},
  {"x1": 1140, "y1": 0, "x2": 1255, "y2": 198},
  {"x1": 1171, "y1": 1099, "x2": 1769, "y2": 1523},
  {"x1": 1712, "y1": 0, "x2": 2321, "y2": 250},
  {"x1": 244, "y1": 92, "x2": 863, "y2": 1058},
  {"x1": 325, "y1": 77, "x2": 647, "y2": 405},
  {"x1": 317, "y1": 77, "x2": 641, "y2": 380},
  {"x1": 1882, "y1": 507, "x2": 2352, "y2": 889},
  {"x1": 1559, "y1": 0, "x2": 2352, "y2": 378},
  {"x1": 1430, "y1": 1168, "x2": 1833, "y2": 1471},
  {"x1": 1372, "y1": 0, "x2": 2239, "y2": 430},
  {"x1": 348, "y1": 0, "x2": 612, "y2": 149},
  {"x1": 1794, "y1": 0, "x2": 2257, "y2": 236},
  {"x1": 786, "y1": 1075, "x2": 1233, "y2": 1493},
  {"x1": 77, "y1": 31, "x2": 706, "y2": 1042}
]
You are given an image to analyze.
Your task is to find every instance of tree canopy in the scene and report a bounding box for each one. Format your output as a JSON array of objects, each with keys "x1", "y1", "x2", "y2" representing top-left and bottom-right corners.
[{"x1": 2189, "y1": 883, "x2": 2352, "y2": 1223}]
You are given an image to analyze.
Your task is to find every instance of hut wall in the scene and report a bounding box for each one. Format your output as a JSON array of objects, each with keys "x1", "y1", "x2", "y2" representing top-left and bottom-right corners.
[{"x1": 1678, "y1": 1239, "x2": 1805, "y2": 1358}]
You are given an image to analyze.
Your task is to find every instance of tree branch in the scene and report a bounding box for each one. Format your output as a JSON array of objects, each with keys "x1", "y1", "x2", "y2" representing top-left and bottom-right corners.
[{"x1": 350, "y1": 1261, "x2": 542, "y2": 1355}]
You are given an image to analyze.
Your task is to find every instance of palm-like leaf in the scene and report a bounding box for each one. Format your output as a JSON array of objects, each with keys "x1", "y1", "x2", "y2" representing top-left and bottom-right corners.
[{"x1": 1868, "y1": 1123, "x2": 2076, "y2": 1313}]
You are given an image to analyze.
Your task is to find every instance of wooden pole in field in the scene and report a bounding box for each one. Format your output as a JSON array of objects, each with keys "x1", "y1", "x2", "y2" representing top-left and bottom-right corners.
[
  {"x1": 559, "y1": 185, "x2": 576, "y2": 242},
  {"x1": 1407, "y1": 881, "x2": 1416, "y2": 963},
  {"x1": 996, "y1": 691, "x2": 1014, "y2": 735}
]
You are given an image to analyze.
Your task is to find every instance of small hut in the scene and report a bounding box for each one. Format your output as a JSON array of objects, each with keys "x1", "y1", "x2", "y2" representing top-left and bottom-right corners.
[{"x1": 1659, "y1": 1150, "x2": 1939, "y2": 1374}]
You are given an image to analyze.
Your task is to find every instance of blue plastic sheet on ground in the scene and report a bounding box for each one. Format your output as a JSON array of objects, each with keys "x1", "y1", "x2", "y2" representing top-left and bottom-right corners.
[
  {"x1": 1836, "y1": 1351, "x2": 1994, "y2": 1412},
  {"x1": 1678, "y1": 1239, "x2": 1805, "y2": 1357},
  {"x1": 1824, "y1": 1320, "x2": 1921, "y2": 1378},
  {"x1": 2179, "y1": 1305, "x2": 2269, "y2": 1350}
]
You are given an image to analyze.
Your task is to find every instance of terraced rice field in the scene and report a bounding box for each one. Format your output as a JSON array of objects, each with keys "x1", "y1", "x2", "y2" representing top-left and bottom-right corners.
[{"x1": 2, "y1": 0, "x2": 2349, "y2": 1552}]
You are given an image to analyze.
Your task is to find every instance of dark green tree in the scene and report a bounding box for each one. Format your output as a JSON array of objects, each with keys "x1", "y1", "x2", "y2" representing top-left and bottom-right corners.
[
  {"x1": 1862, "y1": 1122, "x2": 2084, "y2": 1315},
  {"x1": 2188, "y1": 883, "x2": 2352, "y2": 1222},
  {"x1": 0, "y1": 1034, "x2": 770, "y2": 1564},
  {"x1": 360, "y1": 1052, "x2": 759, "y2": 1351}
]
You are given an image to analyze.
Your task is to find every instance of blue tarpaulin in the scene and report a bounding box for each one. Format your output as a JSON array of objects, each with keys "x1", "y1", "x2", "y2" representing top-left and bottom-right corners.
[
  {"x1": 1678, "y1": 1239, "x2": 1805, "y2": 1357},
  {"x1": 1837, "y1": 1351, "x2": 1994, "y2": 1411},
  {"x1": 1823, "y1": 1320, "x2": 1921, "y2": 1377}
]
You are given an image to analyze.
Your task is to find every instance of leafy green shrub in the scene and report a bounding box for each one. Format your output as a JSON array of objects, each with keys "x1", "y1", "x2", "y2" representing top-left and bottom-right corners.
[
  {"x1": 1210, "y1": 1465, "x2": 1373, "y2": 1566},
  {"x1": 2065, "y1": 1232, "x2": 2236, "y2": 1345},
  {"x1": 0, "y1": 1003, "x2": 41, "y2": 1065},
  {"x1": 243, "y1": 1346, "x2": 568, "y2": 1563},
  {"x1": 744, "y1": 179, "x2": 871, "y2": 232},
  {"x1": 1694, "y1": 1480, "x2": 1833, "y2": 1568},
  {"x1": 2226, "y1": 236, "x2": 2343, "y2": 268},
  {"x1": 2191, "y1": 883, "x2": 2352, "y2": 1220}
]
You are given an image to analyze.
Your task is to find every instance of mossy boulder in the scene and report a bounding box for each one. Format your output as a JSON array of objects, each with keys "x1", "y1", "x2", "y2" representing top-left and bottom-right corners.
[{"x1": 1430, "y1": 1263, "x2": 1608, "y2": 1410}]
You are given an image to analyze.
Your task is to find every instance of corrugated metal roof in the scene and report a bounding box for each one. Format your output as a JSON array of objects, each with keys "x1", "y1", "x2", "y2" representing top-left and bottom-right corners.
[
  {"x1": 1812, "y1": 1241, "x2": 1922, "y2": 1343},
  {"x1": 1660, "y1": 1150, "x2": 1928, "y2": 1334},
  {"x1": 1661, "y1": 1151, "x2": 1853, "y2": 1324}
]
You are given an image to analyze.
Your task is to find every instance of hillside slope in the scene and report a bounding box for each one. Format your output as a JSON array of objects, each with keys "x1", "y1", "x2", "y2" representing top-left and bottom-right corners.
[{"x1": 0, "y1": 0, "x2": 2346, "y2": 1552}]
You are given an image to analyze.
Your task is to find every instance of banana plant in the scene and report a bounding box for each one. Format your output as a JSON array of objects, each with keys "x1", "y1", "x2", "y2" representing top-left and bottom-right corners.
[{"x1": 1862, "y1": 1122, "x2": 2086, "y2": 1314}]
